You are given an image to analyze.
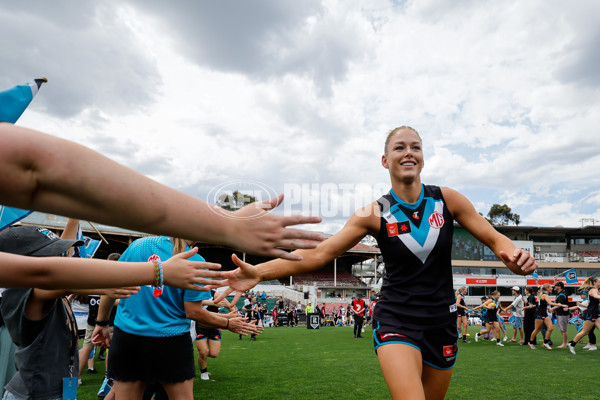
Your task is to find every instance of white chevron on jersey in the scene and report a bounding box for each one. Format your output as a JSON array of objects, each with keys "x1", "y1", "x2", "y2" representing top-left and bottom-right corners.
[{"x1": 382, "y1": 200, "x2": 444, "y2": 264}]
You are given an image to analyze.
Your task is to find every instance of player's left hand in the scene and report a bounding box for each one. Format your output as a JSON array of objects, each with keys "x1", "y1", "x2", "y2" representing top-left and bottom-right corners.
[{"x1": 499, "y1": 248, "x2": 537, "y2": 275}]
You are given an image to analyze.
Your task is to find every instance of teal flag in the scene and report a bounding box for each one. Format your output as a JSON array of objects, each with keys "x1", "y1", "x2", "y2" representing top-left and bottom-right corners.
[{"x1": 0, "y1": 78, "x2": 47, "y2": 123}]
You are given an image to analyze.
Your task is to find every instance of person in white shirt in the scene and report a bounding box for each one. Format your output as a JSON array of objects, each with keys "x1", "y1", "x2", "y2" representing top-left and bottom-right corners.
[{"x1": 502, "y1": 286, "x2": 525, "y2": 344}]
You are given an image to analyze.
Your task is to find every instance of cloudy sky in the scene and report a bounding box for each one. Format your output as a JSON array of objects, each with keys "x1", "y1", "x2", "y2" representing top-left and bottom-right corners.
[{"x1": 1, "y1": 0, "x2": 599, "y2": 234}]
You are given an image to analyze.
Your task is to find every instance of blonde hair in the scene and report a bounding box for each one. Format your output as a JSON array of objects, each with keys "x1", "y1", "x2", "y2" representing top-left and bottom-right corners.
[
  {"x1": 170, "y1": 237, "x2": 187, "y2": 256},
  {"x1": 384, "y1": 126, "x2": 421, "y2": 154},
  {"x1": 580, "y1": 275, "x2": 597, "y2": 289},
  {"x1": 538, "y1": 283, "x2": 551, "y2": 298},
  {"x1": 455, "y1": 287, "x2": 467, "y2": 297}
]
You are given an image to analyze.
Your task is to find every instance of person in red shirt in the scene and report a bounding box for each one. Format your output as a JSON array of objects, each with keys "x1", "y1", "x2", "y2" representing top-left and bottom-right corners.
[{"x1": 352, "y1": 293, "x2": 367, "y2": 338}]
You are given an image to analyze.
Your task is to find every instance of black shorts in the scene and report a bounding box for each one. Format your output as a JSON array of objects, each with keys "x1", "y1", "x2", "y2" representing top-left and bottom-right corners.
[
  {"x1": 585, "y1": 312, "x2": 598, "y2": 322},
  {"x1": 195, "y1": 326, "x2": 222, "y2": 341},
  {"x1": 108, "y1": 327, "x2": 195, "y2": 384},
  {"x1": 486, "y1": 314, "x2": 498, "y2": 323},
  {"x1": 457, "y1": 310, "x2": 465, "y2": 318},
  {"x1": 372, "y1": 318, "x2": 458, "y2": 370}
]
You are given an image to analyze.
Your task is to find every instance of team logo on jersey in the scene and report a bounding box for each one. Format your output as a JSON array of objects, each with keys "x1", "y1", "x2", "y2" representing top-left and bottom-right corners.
[
  {"x1": 428, "y1": 211, "x2": 444, "y2": 229},
  {"x1": 443, "y1": 344, "x2": 457, "y2": 357},
  {"x1": 386, "y1": 221, "x2": 411, "y2": 237}
]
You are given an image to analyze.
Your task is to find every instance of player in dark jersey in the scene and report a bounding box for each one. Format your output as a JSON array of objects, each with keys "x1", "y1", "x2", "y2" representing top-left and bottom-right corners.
[
  {"x1": 195, "y1": 290, "x2": 235, "y2": 380},
  {"x1": 569, "y1": 276, "x2": 600, "y2": 354},
  {"x1": 455, "y1": 287, "x2": 470, "y2": 343},
  {"x1": 474, "y1": 291, "x2": 504, "y2": 346},
  {"x1": 528, "y1": 283, "x2": 568, "y2": 350},
  {"x1": 218, "y1": 126, "x2": 537, "y2": 399}
]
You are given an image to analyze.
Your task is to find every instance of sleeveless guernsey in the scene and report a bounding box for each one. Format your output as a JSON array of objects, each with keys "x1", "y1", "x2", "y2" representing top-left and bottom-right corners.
[
  {"x1": 373, "y1": 185, "x2": 455, "y2": 329},
  {"x1": 535, "y1": 294, "x2": 548, "y2": 318},
  {"x1": 587, "y1": 293, "x2": 599, "y2": 319}
]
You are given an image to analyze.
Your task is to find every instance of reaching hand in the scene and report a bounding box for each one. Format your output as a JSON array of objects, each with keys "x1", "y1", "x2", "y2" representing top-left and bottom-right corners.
[
  {"x1": 162, "y1": 248, "x2": 226, "y2": 291},
  {"x1": 104, "y1": 286, "x2": 140, "y2": 299},
  {"x1": 91, "y1": 325, "x2": 111, "y2": 348},
  {"x1": 227, "y1": 317, "x2": 264, "y2": 335},
  {"x1": 499, "y1": 247, "x2": 537, "y2": 275},
  {"x1": 226, "y1": 194, "x2": 324, "y2": 261},
  {"x1": 212, "y1": 254, "x2": 262, "y2": 303}
]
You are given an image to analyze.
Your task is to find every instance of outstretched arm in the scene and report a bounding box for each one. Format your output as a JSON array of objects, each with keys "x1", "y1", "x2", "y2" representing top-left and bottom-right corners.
[
  {"x1": 0, "y1": 247, "x2": 224, "y2": 290},
  {"x1": 443, "y1": 187, "x2": 537, "y2": 275},
  {"x1": 185, "y1": 301, "x2": 262, "y2": 336},
  {"x1": 214, "y1": 205, "x2": 379, "y2": 302},
  {"x1": 0, "y1": 123, "x2": 322, "y2": 260}
]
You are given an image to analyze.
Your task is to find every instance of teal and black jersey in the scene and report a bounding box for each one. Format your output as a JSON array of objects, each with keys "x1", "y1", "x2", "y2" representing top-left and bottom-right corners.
[
  {"x1": 535, "y1": 294, "x2": 548, "y2": 318},
  {"x1": 373, "y1": 184, "x2": 456, "y2": 329}
]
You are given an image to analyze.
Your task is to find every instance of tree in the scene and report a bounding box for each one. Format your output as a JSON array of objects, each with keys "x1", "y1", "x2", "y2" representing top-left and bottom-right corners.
[
  {"x1": 487, "y1": 204, "x2": 520, "y2": 226},
  {"x1": 216, "y1": 190, "x2": 257, "y2": 211}
]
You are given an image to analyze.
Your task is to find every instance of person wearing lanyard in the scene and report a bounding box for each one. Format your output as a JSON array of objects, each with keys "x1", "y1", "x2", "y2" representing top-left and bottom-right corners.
[{"x1": 0, "y1": 225, "x2": 139, "y2": 400}]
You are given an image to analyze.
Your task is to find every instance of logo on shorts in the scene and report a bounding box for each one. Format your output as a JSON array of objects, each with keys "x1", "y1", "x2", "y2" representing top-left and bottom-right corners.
[
  {"x1": 443, "y1": 345, "x2": 457, "y2": 357},
  {"x1": 428, "y1": 211, "x2": 444, "y2": 229},
  {"x1": 381, "y1": 333, "x2": 406, "y2": 340}
]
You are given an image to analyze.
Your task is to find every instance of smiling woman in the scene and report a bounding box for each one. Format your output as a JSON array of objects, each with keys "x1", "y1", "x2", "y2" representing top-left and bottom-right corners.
[{"x1": 218, "y1": 126, "x2": 538, "y2": 400}]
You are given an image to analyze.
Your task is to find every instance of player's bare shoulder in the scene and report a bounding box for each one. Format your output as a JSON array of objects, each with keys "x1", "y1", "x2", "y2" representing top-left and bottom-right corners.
[{"x1": 351, "y1": 201, "x2": 380, "y2": 236}]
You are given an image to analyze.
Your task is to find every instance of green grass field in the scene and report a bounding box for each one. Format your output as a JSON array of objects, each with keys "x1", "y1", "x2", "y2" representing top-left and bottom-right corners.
[{"x1": 77, "y1": 324, "x2": 599, "y2": 399}]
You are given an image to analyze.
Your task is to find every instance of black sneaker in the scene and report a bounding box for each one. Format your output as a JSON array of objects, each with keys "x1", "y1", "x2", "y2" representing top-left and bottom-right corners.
[{"x1": 87, "y1": 368, "x2": 98, "y2": 375}]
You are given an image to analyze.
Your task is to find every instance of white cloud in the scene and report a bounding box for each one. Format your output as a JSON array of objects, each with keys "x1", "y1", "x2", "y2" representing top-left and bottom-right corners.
[{"x1": 2, "y1": 0, "x2": 600, "y2": 233}]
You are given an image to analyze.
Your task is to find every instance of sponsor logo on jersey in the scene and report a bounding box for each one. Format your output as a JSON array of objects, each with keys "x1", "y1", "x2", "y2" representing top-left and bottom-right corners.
[
  {"x1": 386, "y1": 223, "x2": 398, "y2": 236},
  {"x1": 387, "y1": 221, "x2": 411, "y2": 237},
  {"x1": 413, "y1": 211, "x2": 420, "y2": 220},
  {"x1": 428, "y1": 211, "x2": 444, "y2": 229}
]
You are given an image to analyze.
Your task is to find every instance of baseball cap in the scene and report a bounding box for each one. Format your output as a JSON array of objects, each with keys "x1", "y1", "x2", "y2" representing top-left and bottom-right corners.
[
  {"x1": 511, "y1": 286, "x2": 520, "y2": 292},
  {"x1": 553, "y1": 281, "x2": 564, "y2": 288},
  {"x1": 0, "y1": 225, "x2": 84, "y2": 256}
]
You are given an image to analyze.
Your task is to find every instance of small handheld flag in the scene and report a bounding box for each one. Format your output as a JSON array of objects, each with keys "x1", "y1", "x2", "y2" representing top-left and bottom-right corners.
[
  {"x1": 75, "y1": 224, "x2": 101, "y2": 259},
  {"x1": 569, "y1": 316, "x2": 584, "y2": 332},
  {"x1": 508, "y1": 315, "x2": 516, "y2": 326},
  {"x1": 565, "y1": 268, "x2": 578, "y2": 284},
  {"x1": 532, "y1": 270, "x2": 539, "y2": 280},
  {"x1": 0, "y1": 206, "x2": 33, "y2": 231},
  {"x1": 0, "y1": 77, "x2": 47, "y2": 123}
]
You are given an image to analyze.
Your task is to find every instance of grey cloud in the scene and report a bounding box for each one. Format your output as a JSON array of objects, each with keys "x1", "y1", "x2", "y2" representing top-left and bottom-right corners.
[
  {"x1": 556, "y1": 29, "x2": 600, "y2": 88},
  {"x1": 0, "y1": 2, "x2": 161, "y2": 118},
  {"x1": 126, "y1": 0, "x2": 366, "y2": 95}
]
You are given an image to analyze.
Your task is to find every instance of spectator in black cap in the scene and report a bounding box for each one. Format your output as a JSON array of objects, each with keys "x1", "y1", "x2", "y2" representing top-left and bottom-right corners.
[
  {"x1": 552, "y1": 281, "x2": 570, "y2": 348},
  {"x1": 0, "y1": 225, "x2": 139, "y2": 400}
]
